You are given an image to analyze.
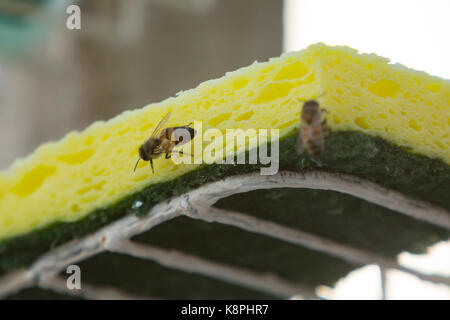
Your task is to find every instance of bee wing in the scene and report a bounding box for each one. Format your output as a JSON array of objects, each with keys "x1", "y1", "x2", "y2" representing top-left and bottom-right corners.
[
  {"x1": 295, "y1": 127, "x2": 305, "y2": 155},
  {"x1": 150, "y1": 111, "x2": 172, "y2": 138}
]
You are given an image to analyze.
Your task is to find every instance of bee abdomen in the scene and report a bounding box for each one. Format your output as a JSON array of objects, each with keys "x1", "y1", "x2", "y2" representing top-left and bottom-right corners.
[
  {"x1": 306, "y1": 139, "x2": 324, "y2": 158},
  {"x1": 171, "y1": 127, "x2": 196, "y2": 145}
]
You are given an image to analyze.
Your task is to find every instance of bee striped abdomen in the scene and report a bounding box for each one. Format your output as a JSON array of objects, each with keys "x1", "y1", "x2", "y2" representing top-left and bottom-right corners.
[
  {"x1": 301, "y1": 124, "x2": 324, "y2": 159},
  {"x1": 306, "y1": 139, "x2": 324, "y2": 158},
  {"x1": 297, "y1": 99, "x2": 330, "y2": 161},
  {"x1": 168, "y1": 127, "x2": 196, "y2": 145}
]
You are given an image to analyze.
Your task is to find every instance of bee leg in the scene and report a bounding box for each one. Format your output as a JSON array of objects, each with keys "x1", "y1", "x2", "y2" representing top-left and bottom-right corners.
[
  {"x1": 150, "y1": 159, "x2": 155, "y2": 173},
  {"x1": 311, "y1": 157, "x2": 323, "y2": 167},
  {"x1": 321, "y1": 119, "x2": 330, "y2": 136},
  {"x1": 165, "y1": 153, "x2": 171, "y2": 159},
  {"x1": 295, "y1": 132, "x2": 305, "y2": 156},
  {"x1": 300, "y1": 158, "x2": 306, "y2": 167}
]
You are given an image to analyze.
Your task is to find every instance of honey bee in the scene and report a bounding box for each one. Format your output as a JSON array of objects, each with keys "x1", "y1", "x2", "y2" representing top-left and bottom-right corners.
[
  {"x1": 296, "y1": 98, "x2": 330, "y2": 162},
  {"x1": 134, "y1": 112, "x2": 196, "y2": 173}
]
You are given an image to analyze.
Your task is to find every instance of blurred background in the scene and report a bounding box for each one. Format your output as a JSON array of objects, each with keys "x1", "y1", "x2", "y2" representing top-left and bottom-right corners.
[
  {"x1": 0, "y1": 0, "x2": 282, "y2": 169},
  {"x1": 0, "y1": 0, "x2": 448, "y2": 299}
]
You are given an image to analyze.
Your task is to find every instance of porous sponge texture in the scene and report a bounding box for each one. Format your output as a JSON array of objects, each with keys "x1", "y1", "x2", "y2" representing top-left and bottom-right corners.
[{"x1": 0, "y1": 43, "x2": 449, "y2": 243}]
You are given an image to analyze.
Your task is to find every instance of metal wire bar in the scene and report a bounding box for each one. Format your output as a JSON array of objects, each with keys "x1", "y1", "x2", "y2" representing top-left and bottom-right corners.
[
  {"x1": 0, "y1": 197, "x2": 187, "y2": 299},
  {"x1": 0, "y1": 269, "x2": 33, "y2": 298},
  {"x1": 187, "y1": 171, "x2": 450, "y2": 230},
  {"x1": 108, "y1": 239, "x2": 317, "y2": 299},
  {"x1": 185, "y1": 205, "x2": 450, "y2": 286}
]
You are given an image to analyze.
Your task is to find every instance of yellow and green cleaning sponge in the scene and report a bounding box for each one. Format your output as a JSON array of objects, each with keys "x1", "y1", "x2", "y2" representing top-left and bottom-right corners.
[{"x1": 0, "y1": 43, "x2": 449, "y2": 274}]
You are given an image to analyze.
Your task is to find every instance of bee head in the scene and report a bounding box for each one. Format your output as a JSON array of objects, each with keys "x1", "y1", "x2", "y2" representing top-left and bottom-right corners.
[
  {"x1": 301, "y1": 100, "x2": 320, "y2": 124},
  {"x1": 139, "y1": 145, "x2": 149, "y2": 161}
]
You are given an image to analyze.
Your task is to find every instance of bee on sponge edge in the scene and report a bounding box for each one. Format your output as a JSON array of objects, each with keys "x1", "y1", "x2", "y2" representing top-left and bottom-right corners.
[
  {"x1": 296, "y1": 95, "x2": 330, "y2": 165},
  {"x1": 134, "y1": 112, "x2": 196, "y2": 173}
]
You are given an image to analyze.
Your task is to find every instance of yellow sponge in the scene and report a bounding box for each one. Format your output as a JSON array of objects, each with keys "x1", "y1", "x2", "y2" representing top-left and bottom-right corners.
[{"x1": 0, "y1": 43, "x2": 449, "y2": 243}]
